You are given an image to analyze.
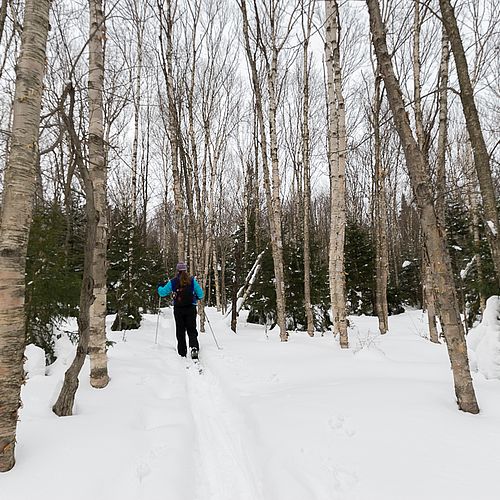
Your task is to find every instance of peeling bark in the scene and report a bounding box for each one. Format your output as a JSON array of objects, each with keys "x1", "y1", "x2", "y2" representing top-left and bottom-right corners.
[
  {"x1": 325, "y1": 0, "x2": 348, "y2": 347},
  {"x1": 88, "y1": 0, "x2": 109, "y2": 389},
  {"x1": 0, "y1": 0, "x2": 51, "y2": 472}
]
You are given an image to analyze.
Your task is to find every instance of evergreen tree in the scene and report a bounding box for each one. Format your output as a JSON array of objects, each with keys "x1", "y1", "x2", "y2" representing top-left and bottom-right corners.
[
  {"x1": 246, "y1": 244, "x2": 278, "y2": 326},
  {"x1": 344, "y1": 221, "x2": 375, "y2": 315},
  {"x1": 445, "y1": 197, "x2": 497, "y2": 325},
  {"x1": 25, "y1": 203, "x2": 83, "y2": 362},
  {"x1": 246, "y1": 219, "x2": 331, "y2": 332},
  {"x1": 107, "y1": 204, "x2": 163, "y2": 331}
]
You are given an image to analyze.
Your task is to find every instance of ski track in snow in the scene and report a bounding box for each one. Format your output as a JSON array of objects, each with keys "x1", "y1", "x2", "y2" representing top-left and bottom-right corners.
[
  {"x1": 108, "y1": 308, "x2": 197, "y2": 500},
  {"x1": 156, "y1": 307, "x2": 264, "y2": 500},
  {"x1": 186, "y1": 360, "x2": 264, "y2": 500}
]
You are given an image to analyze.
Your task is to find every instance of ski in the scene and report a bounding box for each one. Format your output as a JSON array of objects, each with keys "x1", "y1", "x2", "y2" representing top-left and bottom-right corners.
[
  {"x1": 185, "y1": 355, "x2": 203, "y2": 374},
  {"x1": 192, "y1": 358, "x2": 203, "y2": 374}
]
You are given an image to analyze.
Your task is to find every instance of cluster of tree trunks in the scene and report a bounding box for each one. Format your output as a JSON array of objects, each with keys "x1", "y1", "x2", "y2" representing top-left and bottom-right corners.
[{"x1": 3, "y1": 0, "x2": 499, "y2": 473}]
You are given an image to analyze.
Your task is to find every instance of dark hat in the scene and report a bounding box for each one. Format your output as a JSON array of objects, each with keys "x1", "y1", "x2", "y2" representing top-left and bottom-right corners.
[{"x1": 176, "y1": 262, "x2": 187, "y2": 271}]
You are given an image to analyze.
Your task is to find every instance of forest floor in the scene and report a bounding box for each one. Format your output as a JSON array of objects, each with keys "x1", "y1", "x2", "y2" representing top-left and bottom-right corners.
[{"x1": 3, "y1": 307, "x2": 500, "y2": 500}]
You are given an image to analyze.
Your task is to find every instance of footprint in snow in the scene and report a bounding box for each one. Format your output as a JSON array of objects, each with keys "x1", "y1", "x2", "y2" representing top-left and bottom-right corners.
[
  {"x1": 327, "y1": 415, "x2": 356, "y2": 437},
  {"x1": 135, "y1": 445, "x2": 169, "y2": 484},
  {"x1": 331, "y1": 466, "x2": 358, "y2": 492},
  {"x1": 135, "y1": 375, "x2": 153, "y2": 386},
  {"x1": 136, "y1": 461, "x2": 151, "y2": 483},
  {"x1": 324, "y1": 459, "x2": 358, "y2": 493}
]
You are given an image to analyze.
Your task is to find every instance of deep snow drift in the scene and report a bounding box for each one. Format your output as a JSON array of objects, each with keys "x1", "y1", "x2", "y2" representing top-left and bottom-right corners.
[{"x1": 3, "y1": 308, "x2": 500, "y2": 500}]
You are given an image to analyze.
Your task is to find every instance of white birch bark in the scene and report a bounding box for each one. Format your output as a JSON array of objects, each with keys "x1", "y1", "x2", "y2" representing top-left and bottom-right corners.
[
  {"x1": 239, "y1": 0, "x2": 287, "y2": 341},
  {"x1": 88, "y1": 0, "x2": 109, "y2": 389},
  {"x1": 412, "y1": 0, "x2": 439, "y2": 343},
  {"x1": 0, "y1": 0, "x2": 51, "y2": 472},
  {"x1": 301, "y1": 0, "x2": 315, "y2": 337},
  {"x1": 158, "y1": 0, "x2": 185, "y2": 261},
  {"x1": 325, "y1": 0, "x2": 348, "y2": 347}
]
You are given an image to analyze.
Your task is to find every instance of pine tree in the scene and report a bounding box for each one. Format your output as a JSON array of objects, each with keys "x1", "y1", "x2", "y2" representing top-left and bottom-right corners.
[
  {"x1": 25, "y1": 203, "x2": 83, "y2": 362},
  {"x1": 108, "y1": 204, "x2": 163, "y2": 330},
  {"x1": 344, "y1": 221, "x2": 375, "y2": 315}
]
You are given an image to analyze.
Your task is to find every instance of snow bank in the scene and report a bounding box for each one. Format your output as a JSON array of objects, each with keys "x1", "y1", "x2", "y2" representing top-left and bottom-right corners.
[
  {"x1": 5, "y1": 310, "x2": 500, "y2": 500},
  {"x1": 467, "y1": 296, "x2": 500, "y2": 379},
  {"x1": 46, "y1": 334, "x2": 76, "y2": 376},
  {"x1": 24, "y1": 344, "x2": 46, "y2": 378}
]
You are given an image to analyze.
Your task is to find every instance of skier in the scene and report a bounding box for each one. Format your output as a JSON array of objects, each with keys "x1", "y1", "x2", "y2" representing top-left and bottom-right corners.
[{"x1": 158, "y1": 262, "x2": 204, "y2": 359}]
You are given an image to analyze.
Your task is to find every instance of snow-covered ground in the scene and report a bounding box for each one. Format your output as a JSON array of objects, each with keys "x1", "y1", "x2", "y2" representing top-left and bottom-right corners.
[{"x1": 3, "y1": 308, "x2": 500, "y2": 500}]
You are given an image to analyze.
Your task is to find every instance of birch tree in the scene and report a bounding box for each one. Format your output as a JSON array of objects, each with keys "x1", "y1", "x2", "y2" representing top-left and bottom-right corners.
[
  {"x1": 411, "y1": 0, "x2": 439, "y2": 343},
  {"x1": 301, "y1": 0, "x2": 315, "y2": 337},
  {"x1": 372, "y1": 68, "x2": 389, "y2": 334},
  {"x1": 0, "y1": 0, "x2": 52, "y2": 472},
  {"x1": 439, "y1": 0, "x2": 500, "y2": 286},
  {"x1": 325, "y1": 0, "x2": 348, "y2": 347},
  {"x1": 366, "y1": 0, "x2": 479, "y2": 413},
  {"x1": 239, "y1": 0, "x2": 294, "y2": 341},
  {"x1": 88, "y1": 0, "x2": 109, "y2": 389},
  {"x1": 52, "y1": 83, "x2": 98, "y2": 416},
  {"x1": 157, "y1": 0, "x2": 186, "y2": 262}
]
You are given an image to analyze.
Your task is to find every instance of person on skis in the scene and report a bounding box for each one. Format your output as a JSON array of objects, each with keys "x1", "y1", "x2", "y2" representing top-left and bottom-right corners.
[
  {"x1": 157, "y1": 262, "x2": 204, "y2": 359},
  {"x1": 158, "y1": 262, "x2": 203, "y2": 359}
]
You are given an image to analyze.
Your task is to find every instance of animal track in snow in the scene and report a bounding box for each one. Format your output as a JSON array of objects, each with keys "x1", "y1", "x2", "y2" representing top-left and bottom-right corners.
[
  {"x1": 324, "y1": 458, "x2": 359, "y2": 493},
  {"x1": 327, "y1": 415, "x2": 356, "y2": 437}
]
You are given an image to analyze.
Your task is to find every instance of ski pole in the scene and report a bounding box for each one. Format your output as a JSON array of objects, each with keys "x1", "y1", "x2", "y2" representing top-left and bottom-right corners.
[
  {"x1": 205, "y1": 311, "x2": 222, "y2": 350},
  {"x1": 154, "y1": 296, "x2": 161, "y2": 344}
]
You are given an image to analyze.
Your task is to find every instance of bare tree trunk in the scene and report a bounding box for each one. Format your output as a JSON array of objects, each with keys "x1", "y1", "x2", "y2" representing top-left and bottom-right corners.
[
  {"x1": 412, "y1": 0, "x2": 426, "y2": 154},
  {"x1": 301, "y1": 0, "x2": 315, "y2": 337},
  {"x1": 239, "y1": 0, "x2": 287, "y2": 341},
  {"x1": 53, "y1": 86, "x2": 97, "y2": 415},
  {"x1": 158, "y1": 0, "x2": 185, "y2": 261},
  {"x1": 267, "y1": 29, "x2": 288, "y2": 342},
  {"x1": 412, "y1": 1, "x2": 439, "y2": 343},
  {"x1": 112, "y1": 0, "x2": 145, "y2": 331},
  {"x1": 0, "y1": 0, "x2": 8, "y2": 48},
  {"x1": 224, "y1": 247, "x2": 266, "y2": 318},
  {"x1": 372, "y1": 70, "x2": 389, "y2": 335},
  {"x1": 88, "y1": 0, "x2": 109, "y2": 389},
  {"x1": 390, "y1": 162, "x2": 401, "y2": 290},
  {"x1": 422, "y1": 247, "x2": 439, "y2": 343},
  {"x1": 366, "y1": 0, "x2": 479, "y2": 414},
  {"x1": 129, "y1": 0, "x2": 143, "y2": 225},
  {"x1": 325, "y1": 0, "x2": 348, "y2": 347},
  {"x1": 221, "y1": 245, "x2": 227, "y2": 315},
  {"x1": 439, "y1": 0, "x2": 500, "y2": 286},
  {"x1": 0, "y1": 0, "x2": 51, "y2": 472},
  {"x1": 426, "y1": 25, "x2": 449, "y2": 344},
  {"x1": 212, "y1": 244, "x2": 221, "y2": 311},
  {"x1": 435, "y1": 27, "x2": 449, "y2": 225},
  {"x1": 466, "y1": 149, "x2": 487, "y2": 313}
]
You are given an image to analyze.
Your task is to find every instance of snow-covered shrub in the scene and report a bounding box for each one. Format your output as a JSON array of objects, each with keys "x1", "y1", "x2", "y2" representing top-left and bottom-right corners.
[
  {"x1": 467, "y1": 296, "x2": 500, "y2": 379},
  {"x1": 24, "y1": 344, "x2": 46, "y2": 378}
]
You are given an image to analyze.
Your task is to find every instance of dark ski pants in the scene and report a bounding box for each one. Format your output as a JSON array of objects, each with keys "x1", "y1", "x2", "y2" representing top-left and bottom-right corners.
[{"x1": 173, "y1": 305, "x2": 199, "y2": 357}]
